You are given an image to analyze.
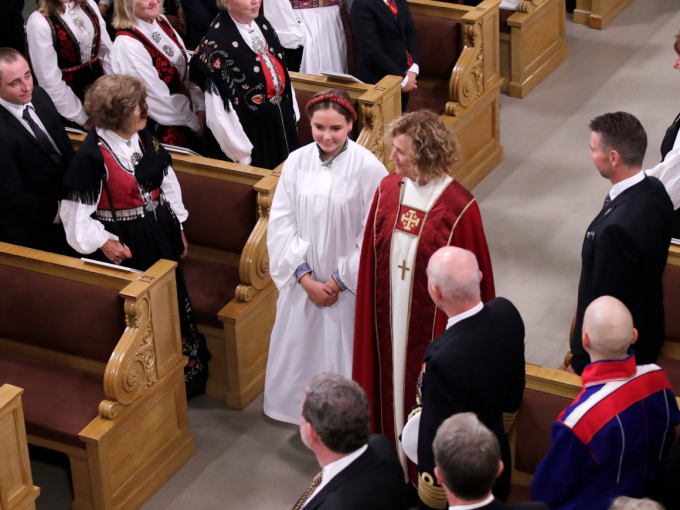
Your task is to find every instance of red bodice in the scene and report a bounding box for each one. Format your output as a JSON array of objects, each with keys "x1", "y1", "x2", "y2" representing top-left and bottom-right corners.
[{"x1": 97, "y1": 147, "x2": 159, "y2": 211}]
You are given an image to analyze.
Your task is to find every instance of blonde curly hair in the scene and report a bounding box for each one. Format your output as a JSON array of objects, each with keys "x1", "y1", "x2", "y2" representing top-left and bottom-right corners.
[{"x1": 386, "y1": 111, "x2": 459, "y2": 182}]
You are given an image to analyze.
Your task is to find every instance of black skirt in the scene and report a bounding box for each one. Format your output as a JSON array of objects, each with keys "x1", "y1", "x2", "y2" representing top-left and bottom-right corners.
[
  {"x1": 239, "y1": 99, "x2": 298, "y2": 170},
  {"x1": 93, "y1": 200, "x2": 211, "y2": 398}
]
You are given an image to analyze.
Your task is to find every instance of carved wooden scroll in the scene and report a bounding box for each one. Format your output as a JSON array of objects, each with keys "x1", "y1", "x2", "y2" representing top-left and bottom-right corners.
[
  {"x1": 237, "y1": 177, "x2": 276, "y2": 303},
  {"x1": 447, "y1": 21, "x2": 485, "y2": 116},
  {"x1": 358, "y1": 103, "x2": 385, "y2": 165},
  {"x1": 518, "y1": 0, "x2": 544, "y2": 12}
]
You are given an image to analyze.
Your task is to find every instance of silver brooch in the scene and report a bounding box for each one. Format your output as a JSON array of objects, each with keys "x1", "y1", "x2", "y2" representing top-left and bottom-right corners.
[
  {"x1": 163, "y1": 45, "x2": 175, "y2": 57},
  {"x1": 152, "y1": 31, "x2": 162, "y2": 43},
  {"x1": 131, "y1": 152, "x2": 143, "y2": 167}
]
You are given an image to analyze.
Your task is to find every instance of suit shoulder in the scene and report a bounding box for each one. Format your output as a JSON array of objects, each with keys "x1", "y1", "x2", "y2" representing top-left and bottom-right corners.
[{"x1": 487, "y1": 297, "x2": 523, "y2": 322}]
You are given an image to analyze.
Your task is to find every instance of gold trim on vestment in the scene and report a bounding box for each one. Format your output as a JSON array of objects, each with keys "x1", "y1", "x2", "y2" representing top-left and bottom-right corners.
[{"x1": 418, "y1": 472, "x2": 448, "y2": 509}]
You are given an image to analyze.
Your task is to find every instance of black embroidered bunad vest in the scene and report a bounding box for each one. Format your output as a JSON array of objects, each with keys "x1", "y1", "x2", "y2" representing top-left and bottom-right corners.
[
  {"x1": 190, "y1": 11, "x2": 298, "y2": 170},
  {"x1": 43, "y1": 3, "x2": 104, "y2": 102},
  {"x1": 116, "y1": 17, "x2": 194, "y2": 148}
]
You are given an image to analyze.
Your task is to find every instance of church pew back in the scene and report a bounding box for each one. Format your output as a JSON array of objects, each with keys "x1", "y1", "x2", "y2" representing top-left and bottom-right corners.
[
  {"x1": 406, "y1": 0, "x2": 504, "y2": 189},
  {"x1": 0, "y1": 243, "x2": 193, "y2": 510},
  {"x1": 574, "y1": 0, "x2": 634, "y2": 29},
  {"x1": 657, "y1": 244, "x2": 680, "y2": 395},
  {"x1": 0, "y1": 384, "x2": 40, "y2": 510}
]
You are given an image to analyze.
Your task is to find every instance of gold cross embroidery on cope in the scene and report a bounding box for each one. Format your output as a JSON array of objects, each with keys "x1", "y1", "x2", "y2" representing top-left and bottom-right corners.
[{"x1": 401, "y1": 209, "x2": 420, "y2": 231}]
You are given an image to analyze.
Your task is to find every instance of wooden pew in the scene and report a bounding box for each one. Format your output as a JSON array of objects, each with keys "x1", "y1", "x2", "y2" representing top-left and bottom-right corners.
[
  {"x1": 0, "y1": 244, "x2": 194, "y2": 510},
  {"x1": 573, "y1": 0, "x2": 633, "y2": 29},
  {"x1": 499, "y1": 0, "x2": 568, "y2": 97},
  {"x1": 506, "y1": 364, "x2": 680, "y2": 502},
  {"x1": 657, "y1": 243, "x2": 680, "y2": 395},
  {"x1": 291, "y1": 73, "x2": 403, "y2": 172},
  {"x1": 0, "y1": 385, "x2": 40, "y2": 510},
  {"x1": 406, "y1": 0, "x2": 504, "y2": 189},
  {"x1": 65, "y1": 73, "x2": 401, "y2": 410}
]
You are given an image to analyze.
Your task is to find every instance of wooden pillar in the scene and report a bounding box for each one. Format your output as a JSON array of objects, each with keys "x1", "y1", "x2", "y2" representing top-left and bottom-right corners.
[{"x1": 0, "y1": 385, "x2": 40, "y2": 510}]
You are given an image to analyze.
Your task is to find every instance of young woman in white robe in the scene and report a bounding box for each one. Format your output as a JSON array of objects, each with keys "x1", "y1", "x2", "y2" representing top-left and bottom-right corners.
[{"x1": 264, "y1": 89, "x2": 387, "y2": 424}]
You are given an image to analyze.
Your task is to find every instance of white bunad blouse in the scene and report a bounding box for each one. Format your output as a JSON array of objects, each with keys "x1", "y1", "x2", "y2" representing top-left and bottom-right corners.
[
  {"x1": 111, "y1": 15, "x2": 206, "y2": 133},
  {"x1": 60, "y1": 128, "x2": 189, "y2": 255},
  {"x1": 27, "y1": 0, "x2": 113, "y2": 125},
  {"x1": 646, "y1": 124, "x2": 680, "y2": 210},
  {"x1": 205, "y1": 14, "x2": 300, "y2": 166}
]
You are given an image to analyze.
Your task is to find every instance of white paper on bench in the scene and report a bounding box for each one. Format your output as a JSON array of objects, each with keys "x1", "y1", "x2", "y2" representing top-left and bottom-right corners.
[
  {"x1": 82, "y1": 258, "x2": 145, "y2": 274},
  {"x1": 672, "y1": 238, "x2": 680, "y2": 246},
  {"x1": 161, "y1": 144, "x2": 202, "y2": 157},
  {"x1": 320, "y1": 71, "x2": 364, "y2": 83},
  {"x1": 500, "y1": 0, "x2": 521, "y2": 10}
]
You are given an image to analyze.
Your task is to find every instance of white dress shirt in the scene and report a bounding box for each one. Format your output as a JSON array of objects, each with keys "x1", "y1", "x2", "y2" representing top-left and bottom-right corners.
[
  {"x1": 60, "y1": 128, "x2": 189, "y2": 254},
  {"x1": 112, "y1": 15, "x2": 205, "y2": 132},
  {"x1": 301, "y1": 444, "x2": 368, "y2": 508},
  {"x1": 646, "y1": 129, "x2": 680, "y2": 210},
  {"x1": 446, "y1": 301, "x2": 484, "y2": 330},
  {"x1": 0, "y1": 97, "x2": 63, "y2": 223},
  {"x1": 27, "y1": 0, "x2": 113, "y2": 125},
  {"x1": 608, "y1": 169, "x2": 645, "y2": 202},
  {"x1": 380, "y1": 0, "x2": 419, "y2": 88},
  {"x1": 450, "y1": 495, "x2": 495, "y2": 509},
  {"x1": 205, "y1": 14, "x2": 300, "y2": 165}
]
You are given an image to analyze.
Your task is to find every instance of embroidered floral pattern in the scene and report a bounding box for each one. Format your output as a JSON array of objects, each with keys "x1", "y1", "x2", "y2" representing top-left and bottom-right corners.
[{"x1": 57, "y1": 28, "x2": 78, "y2": 62}]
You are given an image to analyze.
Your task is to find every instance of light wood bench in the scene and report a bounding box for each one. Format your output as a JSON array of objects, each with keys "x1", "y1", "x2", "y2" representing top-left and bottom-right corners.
[
  {"x1": 499, "y1": 0, "x2": 568, "y2": 97},
  {"x1": 0, "y1": 385, "x2": 40, "y2": 510},
  {"x1": 406, "y1": 0, "x2": 504, "y2": 189},
  {"x1": 0, "y1": 243, "x2": 193, "y2": 510},
  {"x1": 573, "y1": 0, "x2": 633, "y2": 29}
]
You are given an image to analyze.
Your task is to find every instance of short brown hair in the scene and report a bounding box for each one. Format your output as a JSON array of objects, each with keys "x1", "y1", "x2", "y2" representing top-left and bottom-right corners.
[
  {"x1": 84, "y1": 75, "x2": 148, "y2": 132},
  {"x1": 433, "y1": 413, "x2": 500, "y2": 501},
  {"x1": 0, "y1": 48, "x2": 25, "y2": 81},
  {"x1": 306, "y1": 88, "x2": 354, "y2": 124},
  {"x1": 38, "y1": 0, "x2": 88, "y2": 16},
  {"x1": 386, "y1": 110, "x2": 459, "y2": 182},
  {"x1": 589, "y1": 112, "x2": 647, "y2": 168},
  {"x1": 302, "y1": 373, "x2": 370, "y2": 454},
  {"x1": 114, "y1": 0, "x2": 165, "y2": 29}
]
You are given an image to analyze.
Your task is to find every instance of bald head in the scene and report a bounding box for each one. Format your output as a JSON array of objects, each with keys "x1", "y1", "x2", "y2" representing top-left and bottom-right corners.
[
  {"x1": 427, "y1": 247, "x2": 481, "y2": 309},
  {"x1": 583, "y1": 296, "x2": 636, "y2": 359}
]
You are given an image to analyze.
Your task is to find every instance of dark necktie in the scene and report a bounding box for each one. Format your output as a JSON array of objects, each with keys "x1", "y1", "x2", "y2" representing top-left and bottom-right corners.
[
  {"x1": 603, "y1": 194, "x2": 612, "y2": 210},
  {"x1": 291, "y1": 471, "x2": 323, "y2": 510},
  {"x1": 22, "y1": 106, "x2": 61, "y2": 165}
]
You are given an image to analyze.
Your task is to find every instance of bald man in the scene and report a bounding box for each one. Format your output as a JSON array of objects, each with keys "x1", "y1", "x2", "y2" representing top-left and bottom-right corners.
[
  {"x1": 532, "y1": 297, "x2": 679, "y2": 510},
  {"x1": 408, "y1": 247, "x2": 525, "y2": 509}
]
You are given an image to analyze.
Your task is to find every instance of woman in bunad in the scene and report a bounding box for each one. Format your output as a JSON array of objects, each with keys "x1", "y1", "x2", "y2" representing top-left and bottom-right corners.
[
  {"x1": 264, "y1": 0, "x2": 351, "y2": 75},
  {"x1": 111, "y1": 0, "x2": 206, "y2": 149},
  {"x1": 647, "y1": 29, "x2": 680, "y2": 238},
  {"x1": 263, "y1": 89, "x2": 388, "y2": 423},
  {"x1": 60, "y1": 75, "x2": 210, "y2": 398},
  {"x1": 189, "y1": 0, "x2": 299, "y2": 169},
  {"x1": 27, "y1": 0, "x2": 113, "y2": 130}
]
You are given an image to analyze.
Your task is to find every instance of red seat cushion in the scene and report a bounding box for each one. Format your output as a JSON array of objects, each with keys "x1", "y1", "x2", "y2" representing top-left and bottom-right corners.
[
  {"x1": 182, "y1": 257, "x2": 242, "y2": 328},
  {"x1": 507, "y1": 484, "x2": 532, "y2": 504},
  {"x1": 656, "y1": 356, "x2": 680, "y2": 397},
  {"x1": 500, "y1": 8, "x2": 514, "y2": 34},
  {"x1": 412, "y1": 15, "x2": 462, "y2": 81},
  {"x1": 406, "y1": 87, "x2": 450, "y2": 115},
  {"x1": 663, "y1": 263, "x2": 680, "y2": 344},
  {"x1": 0, "y1": 351, "x2": 105, "y2": 449}
]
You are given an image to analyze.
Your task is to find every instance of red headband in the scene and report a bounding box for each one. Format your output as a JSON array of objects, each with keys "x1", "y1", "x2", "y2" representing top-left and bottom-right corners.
[{"x1": 305, "y1": 93, "x2": 358, "y2": 122}]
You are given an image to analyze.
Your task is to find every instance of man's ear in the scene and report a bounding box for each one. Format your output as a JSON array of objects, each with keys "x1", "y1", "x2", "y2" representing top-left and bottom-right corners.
[
  {"x1": 582, "y1": 331, "x2": 590, "y2": 351},
  {"x1": 479, "y1": 270, "x2": 483, "y2": 283},
  {"x1": 435, "y1": 466, "x2": 445, "y2": 487},
  {"x1": 429, "y1": 283, "x2": 442, "y2": 303},
  {"x1": 497, "y1": 460, "x2": 504, "y2": 478},
  {"x1": 631, "y1": 328, "x2": 638, "y2": 346},
  {"x1": 610, "y1": 149, "x2": 621, "y2": 168}
]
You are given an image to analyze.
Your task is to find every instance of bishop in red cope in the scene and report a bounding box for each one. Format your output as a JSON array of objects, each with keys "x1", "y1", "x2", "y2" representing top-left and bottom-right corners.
[{"x1": 352, "y1": 111, "x2": 495, "y2": 484}]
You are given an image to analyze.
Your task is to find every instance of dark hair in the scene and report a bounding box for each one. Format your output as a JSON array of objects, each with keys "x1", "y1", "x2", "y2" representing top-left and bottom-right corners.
[
  {"x1": 38, "y1": 0, "x2": 88, "y2": 16},
  {"x1": 84, "y1": 75, "x2": 148, "y2": 132},
  {"x1": 433, "y1": 413, "x2": 500, "y2": 501},
  {"x1": 306, "y1": 88, "x2": 354, "y2": 123},
  {"x1": 589, "y1": 112, "x2": 647, "y2": 168},
  {"x1": 0, "y1": 48, "x2": 25, "y2": 81},
  {"x1": 302, "y1": 373, "x2": 370, "y2": 454}
]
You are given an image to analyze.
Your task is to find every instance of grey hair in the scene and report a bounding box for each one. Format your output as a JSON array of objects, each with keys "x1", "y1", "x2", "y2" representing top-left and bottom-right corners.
[
  {"x1": 609, "y1": 498, "x2": 665, "y2": 510},
  {"x1": 426, "y1": 249, "x2": 480, "y2": 304},
  {"x1": 302, "y1": 373, "x2": 371, "y2": 454},
  {"x1": 0, "y1": 48, "x2": 24, "y2": 82},
  {"x1": 433, "y1": 413, "x2": 500, "y2": 501}
]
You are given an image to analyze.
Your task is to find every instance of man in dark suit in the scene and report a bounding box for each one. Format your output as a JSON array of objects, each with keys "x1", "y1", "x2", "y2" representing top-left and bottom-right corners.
[
  {"x1": 570, "y1": 112, "x2": 674, "y2": 374},
  {"x1": 409, "y1": 247, "x2": 525, "y2": 509},
  {"x1": 0, "y1": 48, "x2": 76, "y2": 255},
  {"x1": 350, "y1": 0, "x2": 419, "y2": 111},
  {"x1": 293, "y1": 373, "x2": 408, "y2": 510},
  {"x1": 433, "y1": 413, "x2": 548, "y2": 510}
]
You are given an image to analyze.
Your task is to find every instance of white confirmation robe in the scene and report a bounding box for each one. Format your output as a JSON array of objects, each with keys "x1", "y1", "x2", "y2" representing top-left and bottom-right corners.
[
  {"x1": 390, "y1": 175, "x2": 452, "y2": 475},
  {"x1": 264, "y1": 140, "x2": 387, "y2": 423}
]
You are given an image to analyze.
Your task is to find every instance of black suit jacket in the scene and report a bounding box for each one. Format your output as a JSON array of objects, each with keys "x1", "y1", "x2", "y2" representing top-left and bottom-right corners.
[
  {"x1": 350, "y1": 0, "x2": 419, "y2": 85},
  {"x1": 571, "y1": 176, "x2": 673, "y2": 374},
  {"x1": 0, "y1": 86, "x2": 76, "y2": 254},
  {"x1": 304, "y1": 435, "x2": 408, "y2": 510},
  {"x1": 179, "y1": 0, "x2": 220, "y2": 50},
  {"x1": 417, "y1": 298, "x2": 526, "y2": 509},
  {"x1": 476, "y1": 499, "x2": 549, "y2": 510}
]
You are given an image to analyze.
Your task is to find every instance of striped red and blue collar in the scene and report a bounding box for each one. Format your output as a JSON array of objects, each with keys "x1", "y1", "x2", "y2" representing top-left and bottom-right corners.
[{"x1": 581, "y1": 352, "x2": 637, "y2": 387}]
